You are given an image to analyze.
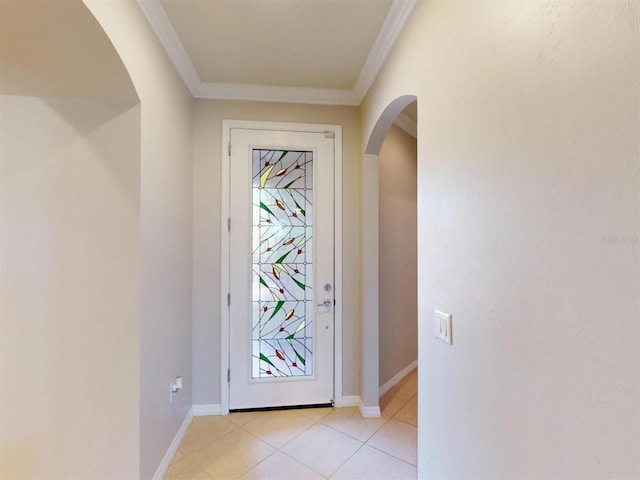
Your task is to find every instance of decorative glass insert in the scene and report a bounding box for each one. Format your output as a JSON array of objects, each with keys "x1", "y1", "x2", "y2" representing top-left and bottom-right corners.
[{"x1": 251, "y1": 150, "x2": 313, "y2": 378}]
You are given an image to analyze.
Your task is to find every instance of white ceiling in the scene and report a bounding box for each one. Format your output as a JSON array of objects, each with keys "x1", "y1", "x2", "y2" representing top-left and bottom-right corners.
[
  {"x1": 137, "y1": 0, "x2": 416, "y2": 105},
  {"x1": 162, "y1": 0, "x2": 391, "y2": 90}
]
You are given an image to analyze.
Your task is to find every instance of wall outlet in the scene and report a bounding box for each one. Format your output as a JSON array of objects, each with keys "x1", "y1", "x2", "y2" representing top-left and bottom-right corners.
[
  {"x1": 435, "y1": 310, "x2": 452, "y2": 345},
  {"x1": 169, "y1": 375, "x2": 183, "y2": 403}
]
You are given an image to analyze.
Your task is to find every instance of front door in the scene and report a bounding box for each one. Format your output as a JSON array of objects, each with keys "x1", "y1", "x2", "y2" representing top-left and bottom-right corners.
[{"x1": 228, "y1": 126, "x2": 335, "y2": 410}]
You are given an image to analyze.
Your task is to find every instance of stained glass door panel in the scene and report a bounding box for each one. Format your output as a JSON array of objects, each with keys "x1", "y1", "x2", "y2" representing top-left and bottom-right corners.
[
  {"x1": 251, "y1": 150, "x2": 314, "y2": 378},
  {"x1": 229, "y1": 127, "x2": 335, "y2": 410}
]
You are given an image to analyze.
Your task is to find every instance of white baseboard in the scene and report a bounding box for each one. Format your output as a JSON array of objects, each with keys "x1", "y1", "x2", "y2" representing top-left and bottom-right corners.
[
  {"x1": 152, "y1": 407, "x2": 193, "y2": 480},
  {"x1": 358, "y1": 398, "x2": 381, "y2": 418},
  {"x1": 341, "y1": 395, "x2": 381, "y2": 418},
  {"x1": 379, "y1": 359, "x2": 418, "y2": 397},
  {"x1": 192, "y1": 404, "x2": 221, "y2": 416}
]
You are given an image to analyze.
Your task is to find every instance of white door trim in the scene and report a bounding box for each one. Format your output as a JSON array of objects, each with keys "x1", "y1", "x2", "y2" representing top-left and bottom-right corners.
[{"x1": 220, "y1": 119, "x2": 343, "y2": 414}]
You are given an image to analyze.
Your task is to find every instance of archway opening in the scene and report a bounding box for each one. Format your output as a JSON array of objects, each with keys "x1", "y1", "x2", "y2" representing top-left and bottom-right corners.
[
  {"x1": 378, "y1": 101, "x2": 418, "y2": 421},
  {"x1": 360, "y1": 95, "x2": 417, "y2": 416}
]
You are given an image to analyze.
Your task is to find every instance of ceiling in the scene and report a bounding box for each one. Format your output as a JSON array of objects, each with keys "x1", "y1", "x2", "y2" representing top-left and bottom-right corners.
[{"x1": 138, "y1": 0, "x2": 416, "y2": 105}]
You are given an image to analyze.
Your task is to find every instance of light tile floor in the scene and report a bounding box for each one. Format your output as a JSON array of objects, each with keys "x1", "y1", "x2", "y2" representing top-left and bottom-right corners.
[{"x1": 165, "y1": 369, "x2": 418, "y2": 479}]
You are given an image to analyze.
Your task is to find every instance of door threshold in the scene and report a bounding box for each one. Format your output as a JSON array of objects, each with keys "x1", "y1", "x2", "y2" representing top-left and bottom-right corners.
[{"x1": 230, "y1": 402, "x2": 333, "y2": 413}]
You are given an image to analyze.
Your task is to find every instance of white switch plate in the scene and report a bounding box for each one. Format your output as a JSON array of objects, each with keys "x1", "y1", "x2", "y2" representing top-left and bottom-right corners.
[{"x1": 435, "y1": 310, "x2": 452, "y2": 345}]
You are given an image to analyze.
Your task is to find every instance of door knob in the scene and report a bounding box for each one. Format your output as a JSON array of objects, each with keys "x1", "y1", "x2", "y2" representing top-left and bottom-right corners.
[{"x1": 316, "y1": 299, "x2": 332, "y2": 307}]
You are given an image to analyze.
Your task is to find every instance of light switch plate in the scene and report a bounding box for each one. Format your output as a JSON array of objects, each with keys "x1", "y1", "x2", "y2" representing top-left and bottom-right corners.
[{"x1": 435, "y1": 310, "x2": 452, "y2": 345}]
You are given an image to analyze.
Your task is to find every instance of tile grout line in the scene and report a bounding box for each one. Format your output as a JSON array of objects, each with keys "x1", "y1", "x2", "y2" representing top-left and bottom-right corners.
[
  {"x1": 319, "y1": 419, "x2": 387, "y2": 443},
  {"x1": 364, "y1": 410, "x2": 418, "y2": 468},
  {"x1": 364, "y1": 442, "x2": 418, "y2": 469},
  {"x1": 277, "y1": 449, "x2": 330, "y2": 479},
  {"x1": 167, "y1": 454, "x2": 215, "y2": 480},
  {"x1": 167, "y1": 402, "x2": 417, "y2": 479},
  {"x1": 177, "y1": 417, "x2": 241, "y2": 458},
  {"x1": 326, "y1": 439, "x2": 368, "y2": 479},
  {"x1": 237, "y1": 409, "x2": 333, "y2": 479},
  {"x1": 320, "y1": 408, "x2": 393, "y2": 443},
  {"x1": 262, "y1": 411, "x2": 322, "y2": 446},
  {"x1": 240, "y1": 408, "x2": 394, "y2": 480},
  {"x1": 182, "y1": 422, "x2": 253, "y2": 478},
  {"x1": 281, "y1": 419, "x2": 366, "y2": 479},
  {"x1": 201, "y1": 421, "x2": 278, "y2": 480},
  {"x1": 392, "y1": 416, "x2": 418, "y2": 427}
]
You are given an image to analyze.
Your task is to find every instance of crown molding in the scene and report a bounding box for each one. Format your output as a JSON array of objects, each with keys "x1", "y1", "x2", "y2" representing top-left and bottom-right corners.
[
  {"x1": 393, "y1": 112, "x2": 417, "y2": 138},
  {"x1": 196, "y1": 82, "x2": 359, "y2": 106},
  {"x1": 136, "y1": 0, "x2": 200, "y2": 96},
  {"x1": 353, "y1": 0, "x2": 417, "y2": 104},
  {"x1": 136, "y1": 0, "x2": 416, "y2": 106}
]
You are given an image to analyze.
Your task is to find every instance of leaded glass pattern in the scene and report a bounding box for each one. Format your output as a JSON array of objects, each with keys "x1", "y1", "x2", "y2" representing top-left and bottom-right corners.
[{"x1": 252, "y1": 150, "x2": 313, "y2": 378}]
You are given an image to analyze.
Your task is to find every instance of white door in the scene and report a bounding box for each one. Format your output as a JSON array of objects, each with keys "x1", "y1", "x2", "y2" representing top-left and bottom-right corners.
[{"x1": 228, "y1": 127, "x2": 335, "y2": 410}]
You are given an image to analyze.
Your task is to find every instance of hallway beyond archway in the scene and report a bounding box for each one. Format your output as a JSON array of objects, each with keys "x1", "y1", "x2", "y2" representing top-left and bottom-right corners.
[{"x1": 360, "y1": 95, "x2": 418, "y2": 413}]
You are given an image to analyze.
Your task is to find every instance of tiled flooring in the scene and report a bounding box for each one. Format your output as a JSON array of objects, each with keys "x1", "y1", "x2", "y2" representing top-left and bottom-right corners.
[{"x1": 165, "y1": 369, "x2": 418, "y2": 479}]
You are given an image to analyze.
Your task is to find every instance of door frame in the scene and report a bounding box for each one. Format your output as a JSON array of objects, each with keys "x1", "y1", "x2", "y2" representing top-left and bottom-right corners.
[{"x1": 220, "y1": 119, "x2": 343, "y2": 414}]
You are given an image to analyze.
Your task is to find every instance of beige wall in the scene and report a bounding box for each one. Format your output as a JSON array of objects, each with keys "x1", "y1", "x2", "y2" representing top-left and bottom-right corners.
[
  {"x1": 363, "y1": 1, "x2": 639, "y2": 477},
  {"x1": 5, "y1": 1, "x2": 638, "y2": 478},
  {"x1": 378, "y1": 124, "x2": 417, "y2": 387},
  {"x1": 85, "y1": 2, "x2": 194, "y2": 477},
  {"x1": 3, "y1": 1, "x2": 194, "y2": 476},
  {"x1": 0, "y1": 2, "x2": 142, "y2": 477},
  {"x1": 192, "y1": 99, "x2": 361, "y2": 405},
  {"x1": 0, "y1": 95, "x2": 141, "y2": 478}
]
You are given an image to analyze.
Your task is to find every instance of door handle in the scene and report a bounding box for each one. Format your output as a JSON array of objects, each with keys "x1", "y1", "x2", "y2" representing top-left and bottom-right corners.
[{"x1": 316, "y1": 299, "x2": 332, "y2": 307}]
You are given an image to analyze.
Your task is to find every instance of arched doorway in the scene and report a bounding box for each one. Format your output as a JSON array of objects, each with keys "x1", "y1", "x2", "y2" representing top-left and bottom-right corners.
[
  {"x1": 360, "y1": 95, "x2": 417, "y2": 414},
  {"x1": 378, "y1": 101, "x2": 418, "y2": 404}
]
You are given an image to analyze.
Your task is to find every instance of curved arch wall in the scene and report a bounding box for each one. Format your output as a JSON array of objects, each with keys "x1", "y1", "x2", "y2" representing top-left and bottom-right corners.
[
  {"x1": 84, "y1": 2, "x2": 195, "y2": 478},
  {"x1": 0, "y1": 1, "x2": 141, "y2": 478}
]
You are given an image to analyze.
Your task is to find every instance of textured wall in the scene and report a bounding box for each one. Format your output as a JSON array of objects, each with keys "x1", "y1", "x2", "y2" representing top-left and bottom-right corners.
[{"x1": 363, "y1": 1, "x2": 639, "y2": 476}]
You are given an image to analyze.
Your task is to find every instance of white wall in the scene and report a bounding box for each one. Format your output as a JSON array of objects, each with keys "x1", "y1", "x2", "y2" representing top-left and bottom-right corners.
[
  {"x1": 0, "y1": 95, "x2": 141, "y2": 478},
  {"x1": 363, "y1": 0, "x2": 639, "y2": 477},
  {"x1": 84, "y1": 2, "x2": 194, "y2": 478},
  {"x1": 192, "y1": 99, "x2": 361, "y2": 405},
  {"x1": 378, "y1": 124, "x2": 417, "y2": 387}
]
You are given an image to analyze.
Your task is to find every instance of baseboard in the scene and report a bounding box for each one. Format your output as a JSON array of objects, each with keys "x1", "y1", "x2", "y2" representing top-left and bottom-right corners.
[
  {"x1": 192, "y1": 403, "x2": 221, "y2": 416},
  {"x1": 341, "y1": 395, "x2": 381, "y2": 418},
  {"x1": 152, "y1": 407, "x2": 193, "y2": 480},
  {"x1": 379, "y1": 359, "x2": 418, "y2": 397},
  {"x1": 358, "y1": 398, "x2": 381, "y2": 418},
  {"x1": 341, "y1": 395, "x2": 360, "y2": 407}
]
